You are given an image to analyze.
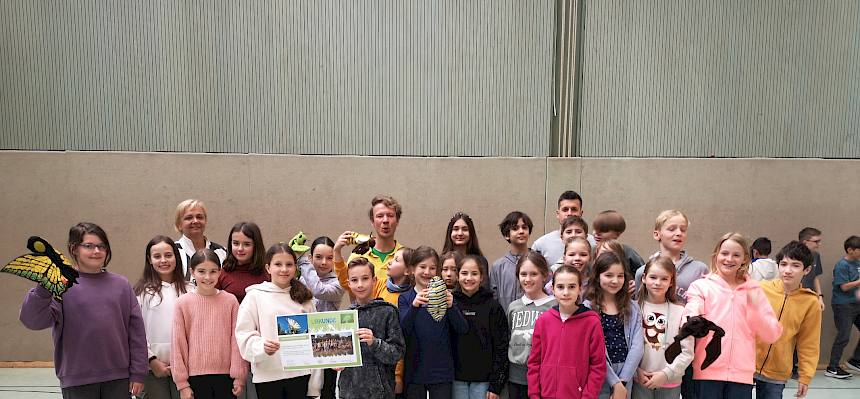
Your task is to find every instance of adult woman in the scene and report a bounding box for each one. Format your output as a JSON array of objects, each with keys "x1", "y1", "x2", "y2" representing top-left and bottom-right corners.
[{"x1": 173, "y1": 199, "x2": 227, "y2": 280}]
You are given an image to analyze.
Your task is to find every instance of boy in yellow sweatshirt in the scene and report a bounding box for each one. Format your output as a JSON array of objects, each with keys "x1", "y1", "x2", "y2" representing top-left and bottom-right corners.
[{"x1": 754, "y1": 241, "x2": 822, "y2": 399}]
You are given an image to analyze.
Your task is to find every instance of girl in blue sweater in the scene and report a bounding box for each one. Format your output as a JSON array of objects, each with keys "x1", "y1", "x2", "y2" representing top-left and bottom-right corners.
[{"x1": 398, "y1": 245, "x2": 469, "y2": 399}]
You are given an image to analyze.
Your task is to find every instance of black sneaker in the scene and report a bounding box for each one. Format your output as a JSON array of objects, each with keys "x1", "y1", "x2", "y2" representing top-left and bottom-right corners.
[
  {"x1": 825, "y1": 366, "x2": 853, "y2": 379},
  {"x1": 846, "y1": 359, "x2": 860, "y2": 373}
]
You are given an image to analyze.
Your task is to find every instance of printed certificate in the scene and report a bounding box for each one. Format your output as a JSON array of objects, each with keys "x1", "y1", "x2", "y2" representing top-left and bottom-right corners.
[{"x1": 276, "y1": 310, "x2": 362, "y2": 370}]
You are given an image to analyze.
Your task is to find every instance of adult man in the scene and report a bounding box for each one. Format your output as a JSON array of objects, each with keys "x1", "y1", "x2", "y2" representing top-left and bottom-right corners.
[
  {"x1": 346, "y1": 195, "x2": 404, "y2": 279},
  {"x1": 532, "y1": 190, "x2": 595, "y2": 265}
]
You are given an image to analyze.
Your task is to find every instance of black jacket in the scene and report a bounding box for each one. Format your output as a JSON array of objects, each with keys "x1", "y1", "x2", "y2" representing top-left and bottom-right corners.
[
  {"x1": 338, "y1": 299, "x2": 405, "y2": 399},
  {"x1": 452, "y1": 286, "x2": 510, "y2": 394}
]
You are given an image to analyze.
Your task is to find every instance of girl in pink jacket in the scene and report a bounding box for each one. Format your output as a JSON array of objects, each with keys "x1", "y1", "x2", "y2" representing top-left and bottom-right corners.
[
  {"x1": 528, "y1": 266, "x2": 606, "y2": 399},
  {"x1": 682, "y1": 233, "x2": 782, "y2": 399}
]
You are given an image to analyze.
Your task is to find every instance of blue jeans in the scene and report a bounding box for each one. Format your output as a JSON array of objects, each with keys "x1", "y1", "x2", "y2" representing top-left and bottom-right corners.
[
  {"x1": 694, "y1": 380, "x2": 752, "y2": 399},
  {"x1": 452, "y1": 381, "x2": 489, "y2": 399},
  {"x1": 754, "y1": 378, "x2": 785, "y2": 399}
]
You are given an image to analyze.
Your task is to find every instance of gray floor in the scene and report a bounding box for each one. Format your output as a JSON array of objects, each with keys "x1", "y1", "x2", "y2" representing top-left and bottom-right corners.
[{"x1": 0, "y1": 368, "x2": 858, "y2": 398}]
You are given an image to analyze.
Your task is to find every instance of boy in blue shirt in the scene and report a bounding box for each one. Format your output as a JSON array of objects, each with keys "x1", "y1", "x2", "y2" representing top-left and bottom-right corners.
[{"x1": 826, "y1": 235, "x2": 860, "y2": 379}]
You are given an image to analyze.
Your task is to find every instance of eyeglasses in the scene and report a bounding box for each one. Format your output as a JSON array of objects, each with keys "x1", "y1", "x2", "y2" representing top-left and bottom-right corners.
[
  {"x1": 806, "y1": 239, "x2": 822, "y2": 244},
  {"x1": 79, "y1": 243, "x2": 107, "y2": 251}
]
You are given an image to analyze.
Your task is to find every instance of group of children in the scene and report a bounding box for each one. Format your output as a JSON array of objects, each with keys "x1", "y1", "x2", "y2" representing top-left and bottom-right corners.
[{"x1": 14, "y1": 195, "x2": 860, "y2": 399}]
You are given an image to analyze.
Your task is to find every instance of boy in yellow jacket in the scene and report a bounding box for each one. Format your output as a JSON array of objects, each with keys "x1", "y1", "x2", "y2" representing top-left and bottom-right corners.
[{"x1": 754, "y1": 241, "x2": 822, "y2": 399}]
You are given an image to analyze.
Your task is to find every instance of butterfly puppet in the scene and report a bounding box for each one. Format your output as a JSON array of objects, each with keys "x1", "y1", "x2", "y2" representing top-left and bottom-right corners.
[{"x1": 2, "y1": 236, "x2": 79, "y2": 300}]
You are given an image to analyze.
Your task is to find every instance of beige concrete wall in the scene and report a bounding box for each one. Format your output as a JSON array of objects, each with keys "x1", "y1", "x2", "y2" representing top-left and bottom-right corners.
[{"x1": 1, "y1": 151, "x2": 857, "y2": 366}]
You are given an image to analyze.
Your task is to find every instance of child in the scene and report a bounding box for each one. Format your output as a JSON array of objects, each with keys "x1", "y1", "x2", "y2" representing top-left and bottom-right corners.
[
  {"x1": 135, "y1": 236, "x2": 193, "y2": 399},
  {"x1": 755, "y1": 241, "x2": 822, "y2": 397},
  {"x1": 217, "y1": 222, "x2": 269, "y2": 303},
  {"x1": 593, "y1": 210, "x2": 645, "y2": 276},
  {"x1": 337, "y1": 241, "x2": 413, "y2": 395},
  {"x1": 173, "y1": 199, "x2": 227, "y2": 280},
  {"x1": 683, "y1": 233, "x2": 782, "y2": 399},
  {"x1": 490, "y1": 211, "x2": 533, "y2": 313},
  {"x1": 561, "y1": 215, "x2": 590, "y2": 242},
  {"x1": 297, "y1": 236, "x2": 344, "y2": 398},
  {"x1": 533, "y1": 190, "x2": 593, "y2": 265},
  {"x1": 298, "y1": 236, "x2": 345, "y2": 312},
  {"x1": 19, "y1": 222, "x2": 147, "y2": 398},
  {"x1": 442, "y1": 211, "x2": 491, "y2": 287},
  {"x1": 507, "y1": 251, "x2": 556, "y2": 399},
  {"x1": 441, "y1": 251, "x2": 462, "y2": 289},
  {"x1": 826, "y1": 235, "x2": 860, "y2": 378},
  {"x1": 583, "y1": 252, "x2": 644, "y2": 399},
  {"x1": 748, "y1": 237, "x2": 778, "y2": 281},
  {"x1": 398, "y1": 245, "x2": 469, "y2": 399},
  {"x1": 338, "y1": 257, "x2": 406, "y2": 398},
  {"x1": 553, "y1": 236, "x2": 592, "y2": 273},
  {"x1": 798, "y1": 227, "x2": 825, "y2": 310},
  {"x1": 634, "y1": 256, "x2": 694, "y2": 399},
  {"x1": 172, "y1": 249, "x2": 248, "y2": 399},
  {"x1": 236, "y1": 243, "x2": 321, "y2": 397},
  {"x1": 528, "y1": 266, "x2": 606, "y2": 399},
  {"x1": 633, "y1": 210, "x2": 709, "y2": 304},
  {"x1": 453, "y1": 255, "x2": 509, "y2": 399},
  {"x1": 545, "y1": 237, "x2": 592, "y2": 295}
]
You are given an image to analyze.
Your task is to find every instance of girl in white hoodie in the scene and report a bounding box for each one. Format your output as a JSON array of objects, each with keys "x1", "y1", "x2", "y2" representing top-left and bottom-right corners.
[{"x1": 236, "y1": 243, "x2": 321, "y2": 397}]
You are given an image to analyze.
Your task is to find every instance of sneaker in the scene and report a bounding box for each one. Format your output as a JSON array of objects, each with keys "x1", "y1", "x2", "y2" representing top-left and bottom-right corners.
[
  {"x1": 846, "y1": 359, "x2": 860, "y2": 373},
  {"x1": 825, "y1": 366, "x2": 853, "y2": 379}
]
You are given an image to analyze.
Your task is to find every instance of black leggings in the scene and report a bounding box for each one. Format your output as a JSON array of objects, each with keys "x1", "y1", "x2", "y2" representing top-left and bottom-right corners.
[
  {"x1": 255, "y1": 374, "x2": 310, "y2": 398},
  {"x1": 188, "y1": 374, "x2": 235, "y2": 399}
]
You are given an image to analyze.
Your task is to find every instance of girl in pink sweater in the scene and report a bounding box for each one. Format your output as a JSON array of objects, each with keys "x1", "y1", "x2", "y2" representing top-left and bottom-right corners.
[
  {"x1": 528, "y1": 266, "x2": 606, "y2": 399},
  {"x1": 172, "y1": 249, "x2": 248, "y2": 399},
  {"x1": 682, "y1": 233, "x2": 782, "y2": 399}
]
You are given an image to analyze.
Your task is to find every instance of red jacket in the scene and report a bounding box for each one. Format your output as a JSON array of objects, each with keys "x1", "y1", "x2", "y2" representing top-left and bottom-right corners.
[{"x1": 527, "y1": 306, "x2": 606, "y2": 399}]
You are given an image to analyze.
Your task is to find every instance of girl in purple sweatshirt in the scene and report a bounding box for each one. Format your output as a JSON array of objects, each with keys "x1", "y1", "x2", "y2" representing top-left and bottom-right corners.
[{"x1": 19, "y1": 222, "x2": 148, "y2": 398}]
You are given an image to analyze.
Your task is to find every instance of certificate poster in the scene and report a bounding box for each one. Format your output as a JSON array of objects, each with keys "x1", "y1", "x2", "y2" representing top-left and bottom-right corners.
[{"x1": 276, "y1": 310, "x2": 362, "y2": 371}]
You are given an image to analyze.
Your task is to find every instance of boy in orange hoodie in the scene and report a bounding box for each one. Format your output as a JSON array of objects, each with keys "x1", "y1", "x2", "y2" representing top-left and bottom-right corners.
[{"x1": 754, "y1": 241, "x2": 822, "y2": 399}]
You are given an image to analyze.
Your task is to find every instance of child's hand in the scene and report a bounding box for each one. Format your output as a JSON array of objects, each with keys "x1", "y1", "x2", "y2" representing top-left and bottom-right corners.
[
  {"x1": 643, "y1": 371, "x2": 668, "y2": 389},
  {"x1": 263, "y1": 339, "x2": 281, "y2": 355},
  {"x1": 634, "y1": 368, "x2": 648, "y2": 385},
  {"x1": 232, "y1": 379, "x2": 244, "y2": 397},
  {"x1": 746, "y1": 286, "x2": 765, "y2": 308},
  {"x1": 486, "y1": 392, "x2": 500, "y2": 399},
  {"x1": 610, "y1": 382, "x2": 627, "y2": 399},
  {"x1": 446, "y1": 290, "x2": 454, "y2": 307},
  {"x1": 179, "y1": 387, "x2": 193, "y2": 399},
  {"x1": 796, "y1": 382, "x2": 808, "y2": 398},
  {"x1": 150, "y1": 358, "x2": 171, "y2": 378},
  {"x1": 129, "y1": 381, "x2": 144, "y2": 396},
  {"x1": 357, "y1": 328, "x2": 375, "y2": 346},
  {"x1": 412, "y1": 289, "x2": 429, "y2": 307}
]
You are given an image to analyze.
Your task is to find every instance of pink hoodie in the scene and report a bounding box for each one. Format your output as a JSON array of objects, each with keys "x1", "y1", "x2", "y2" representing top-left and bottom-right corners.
[{"x1": 683, "y1": 274, "x2": 783, "y2": 385}]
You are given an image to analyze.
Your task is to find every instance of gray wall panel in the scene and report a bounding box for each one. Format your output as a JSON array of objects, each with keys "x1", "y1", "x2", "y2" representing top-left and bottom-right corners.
[
  {"x1": 0, "y1": 1, "x2": 554, "y2": 156},
  {"x1": 577, "y1": 0, "x2": 860, "y2": 158}
]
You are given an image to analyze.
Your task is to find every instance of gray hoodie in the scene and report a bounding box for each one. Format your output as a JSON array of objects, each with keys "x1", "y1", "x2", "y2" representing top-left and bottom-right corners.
[
  {"x1": 337, "y1": 299, "x2": 405, "y2": 399},
  {"x1": 634, "y1": 251, "x2": 708, "y2": 304}
]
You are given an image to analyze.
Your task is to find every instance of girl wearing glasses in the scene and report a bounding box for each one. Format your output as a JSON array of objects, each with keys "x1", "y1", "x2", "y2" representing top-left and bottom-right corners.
[{"x1": 19, "y1": 222, "x2": 148, "y2": 398}]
